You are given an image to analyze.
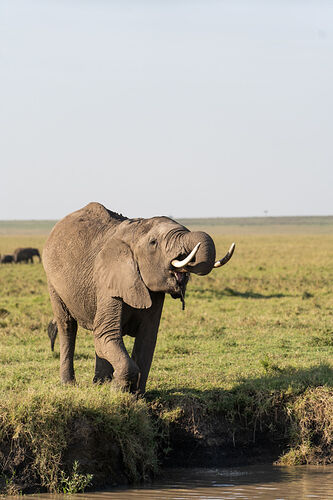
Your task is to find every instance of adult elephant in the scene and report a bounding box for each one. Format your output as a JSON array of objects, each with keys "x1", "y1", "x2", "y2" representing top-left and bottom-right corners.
[
  {"x1": 14, "y1": 247, "x2": 41, "y2": 263},
  {"x1": 43, "y1": 202, "x2": 235, "y2": 394}
]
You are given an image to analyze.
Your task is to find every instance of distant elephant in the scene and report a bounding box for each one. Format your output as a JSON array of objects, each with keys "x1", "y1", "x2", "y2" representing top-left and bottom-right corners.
[
  {"x1": 13, "y1": 247, "x2": 41, "y2": 263},
  {"x1": 43, "y1": 202, "x2": 235, "y2": 394},
  {"x1": 0, "y1": 254, "x2": 14, "y2": 263}
]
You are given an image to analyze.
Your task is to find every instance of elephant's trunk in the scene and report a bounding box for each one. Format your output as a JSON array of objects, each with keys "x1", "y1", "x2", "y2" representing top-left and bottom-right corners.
[
  {"x1": 171, "y1": 242, "x2": 201, "y2": 269},
  {"x1": 181, "y1": 231, "x2": 216, "y2": 276}
]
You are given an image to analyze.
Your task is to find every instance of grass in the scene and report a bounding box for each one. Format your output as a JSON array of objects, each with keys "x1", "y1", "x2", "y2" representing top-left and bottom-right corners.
[
  {"x1": 0, "y1": 387, "x2": 156, "y2": 494},
  {"x1": 0, "y1": 218, "x2": 332, "y2": 493}
]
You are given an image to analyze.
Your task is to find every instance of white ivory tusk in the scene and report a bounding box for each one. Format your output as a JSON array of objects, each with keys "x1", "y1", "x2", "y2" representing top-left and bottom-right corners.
[
  {"x1": 171, "y1": 242, "x2": 201, "y2": 268},
  {"x1": 214, "y1": 242, "x2": 235, "y2": 268}
]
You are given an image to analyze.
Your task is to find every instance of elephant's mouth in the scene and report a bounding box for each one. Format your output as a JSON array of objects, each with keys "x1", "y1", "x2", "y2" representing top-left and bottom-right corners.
[
  {"x1": 170, "y1": 271, "x2": 189, "y2": 303},
  {"x1": 173, "y1": 270, "x2": 189, "y2": 287}
]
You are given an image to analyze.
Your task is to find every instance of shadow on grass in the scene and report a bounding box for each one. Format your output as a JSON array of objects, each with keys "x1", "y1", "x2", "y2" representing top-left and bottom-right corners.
[
  {"x1": 192, "y1": 287, "x2": 289, "y2": 300},
  {"x1": 147, "y1": 363, "x2": 333, "y2": 403},
  {"x1": 224, "y1": 287, "x2": 288, "y2": 299}
]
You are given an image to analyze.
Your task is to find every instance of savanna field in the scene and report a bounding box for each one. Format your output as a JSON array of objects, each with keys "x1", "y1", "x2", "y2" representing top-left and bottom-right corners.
[{"x1": 0, "y1": 218, "x2": 332, "y2": 494}]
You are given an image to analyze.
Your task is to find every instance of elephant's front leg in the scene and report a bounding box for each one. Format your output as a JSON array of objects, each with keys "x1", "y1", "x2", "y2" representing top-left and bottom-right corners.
[
  {"x1": 131, "y1": 292, "x2": 165, "y2": 394},
  {"x1": 93, "y1": 297, "x2": 140, "y2": 391}
]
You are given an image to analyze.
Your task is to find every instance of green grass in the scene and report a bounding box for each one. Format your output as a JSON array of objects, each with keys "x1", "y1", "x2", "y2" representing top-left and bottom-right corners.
[{"x1": 0, "y1": 220, "x2": 332, "y2": 493}]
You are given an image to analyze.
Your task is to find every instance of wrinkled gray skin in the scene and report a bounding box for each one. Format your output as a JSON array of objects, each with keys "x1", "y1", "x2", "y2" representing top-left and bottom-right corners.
[
  {"x1": 0, "y1": 254, "x2": 14, "y2": 263},
  {"x1": 43, "y1": 202, "x2": 220, "y2": 394},
  {"x1": 14, "y1": 247, "x2": 41, "y2": 263}
]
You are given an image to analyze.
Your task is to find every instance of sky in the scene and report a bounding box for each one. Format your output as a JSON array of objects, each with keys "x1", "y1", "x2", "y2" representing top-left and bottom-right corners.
[{"x1": 1, "y1": 0, "x2": 332, "y2": 220}]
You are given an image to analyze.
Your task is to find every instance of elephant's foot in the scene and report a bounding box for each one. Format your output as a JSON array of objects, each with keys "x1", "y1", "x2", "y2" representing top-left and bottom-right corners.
[
  {"x1": 112, "y1": 369, "x2": 140, "y2": 393},
  {"x1": 60, "y1": 367, "x2": 76, "y2": 385},
  {"x1": 94, "y1": 348, "x2": 140, "y2": 393},
  {"x1": 61, "y1": 376, "x2": 76, "y2": 385}
]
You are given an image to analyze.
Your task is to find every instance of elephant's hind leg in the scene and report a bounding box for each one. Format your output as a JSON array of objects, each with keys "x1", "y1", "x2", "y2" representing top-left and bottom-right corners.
[
  {"x1": 48, "y1": 283, "x2": 77, "y2": 384},
  {"x1": 93, "y1": 353, "x2": 114, "y2": 384}
]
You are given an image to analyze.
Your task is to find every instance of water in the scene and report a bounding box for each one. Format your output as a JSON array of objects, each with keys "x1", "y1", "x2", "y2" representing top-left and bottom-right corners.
[{"x1": 13, "y1": 465, "x2": 333, "y2": 499}]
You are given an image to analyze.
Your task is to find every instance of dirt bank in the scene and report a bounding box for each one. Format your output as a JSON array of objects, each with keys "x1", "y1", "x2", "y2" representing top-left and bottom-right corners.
[{"x1": 150, "y1": 386, "x2": 333, "y2": 469}]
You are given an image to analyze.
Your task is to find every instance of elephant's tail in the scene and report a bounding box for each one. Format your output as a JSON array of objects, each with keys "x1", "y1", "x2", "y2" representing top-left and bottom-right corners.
[{"x1": 47, "y1": 319, "x2": 58, "y2": 351}]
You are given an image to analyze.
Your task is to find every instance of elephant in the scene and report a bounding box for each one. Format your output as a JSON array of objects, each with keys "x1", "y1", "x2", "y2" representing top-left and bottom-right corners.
[
  {"x1": 13, "y1": 247, "x2": 41, "y2": 263},
  {"x1": 47, "y1": 319, "x2": 58, "y2": 352},
  {"x1": 0, "y1": 254, "x2": 14, "y2": 263},
  {"x1": 42, "y1": 202, "x2": 235, "y2": 394}
]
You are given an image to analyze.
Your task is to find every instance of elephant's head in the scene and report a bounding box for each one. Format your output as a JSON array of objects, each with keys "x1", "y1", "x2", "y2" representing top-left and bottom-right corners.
[{"x1": 107, "y1": 216, "x2": 235, "y2": 309}]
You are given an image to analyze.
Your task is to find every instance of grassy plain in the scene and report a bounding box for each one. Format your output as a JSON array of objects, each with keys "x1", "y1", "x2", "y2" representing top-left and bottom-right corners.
[{"x1": 0, "y1": 217, "x2": 332, "y2": 493}]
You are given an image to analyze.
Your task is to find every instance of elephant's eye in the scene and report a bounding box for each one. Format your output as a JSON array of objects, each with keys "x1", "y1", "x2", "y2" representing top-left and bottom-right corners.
[{"x1": 149, "y1": 239, "x2": 157, "y2": 247}]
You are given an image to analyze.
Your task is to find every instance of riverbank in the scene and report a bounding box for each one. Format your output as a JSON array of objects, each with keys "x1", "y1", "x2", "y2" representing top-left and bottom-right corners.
[
  {"x1": 1, "y1": 385, "x2": 332, "y2": 494},
  {"x1": 0, "y1": 222, "x2": 332, "y2": 494},
  {"x1": 150, "y1": 385, "x2": 333, "y2": 468}
]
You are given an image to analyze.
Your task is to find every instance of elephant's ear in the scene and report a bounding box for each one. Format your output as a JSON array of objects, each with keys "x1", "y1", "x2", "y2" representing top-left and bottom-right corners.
[{"x1": 95, "y1": 238, "x2": 152, "y2": 309}]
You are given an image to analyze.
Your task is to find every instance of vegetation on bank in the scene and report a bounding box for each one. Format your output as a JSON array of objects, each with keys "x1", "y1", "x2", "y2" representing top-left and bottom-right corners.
[
  {"x1": 0, "y1": 220, "x2": 332, "y2": 493},
  {"x1": 0, "y1": 388, "x2": 157, "y2": 494}
]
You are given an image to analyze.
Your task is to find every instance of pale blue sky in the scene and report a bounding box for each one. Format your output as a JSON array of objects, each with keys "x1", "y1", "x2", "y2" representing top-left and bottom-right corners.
[{"x1": 1, "y1": 0, "x2": 332, "y2": 219}]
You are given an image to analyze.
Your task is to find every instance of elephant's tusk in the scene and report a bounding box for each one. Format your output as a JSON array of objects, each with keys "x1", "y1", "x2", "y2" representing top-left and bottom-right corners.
[
  {"x1": 214, "y1": 242, "x2": 235, "y2": 268},
  {"x1": 171, "y1": 242, "x2": 201, "y2": 269}
]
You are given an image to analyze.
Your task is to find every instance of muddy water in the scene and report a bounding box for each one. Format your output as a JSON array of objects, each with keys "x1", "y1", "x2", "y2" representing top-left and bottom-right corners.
[{"x1": 15, "y1": 465, "x2": 333, "y2": 499}]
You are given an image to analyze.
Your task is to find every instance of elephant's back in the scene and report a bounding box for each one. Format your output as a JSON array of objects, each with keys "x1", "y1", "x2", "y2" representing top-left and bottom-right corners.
[
  {"x1": 43, "y1": 202, "x2": 123, "y2": 325},
  {"x1": 43, "y1": 202, "x2": 122, "y2": 263}
]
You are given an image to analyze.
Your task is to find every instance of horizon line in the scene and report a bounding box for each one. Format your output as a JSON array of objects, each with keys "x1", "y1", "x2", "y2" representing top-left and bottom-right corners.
[{"x1": 1, "y1": 214, "x2": 333, "y2": 222}]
